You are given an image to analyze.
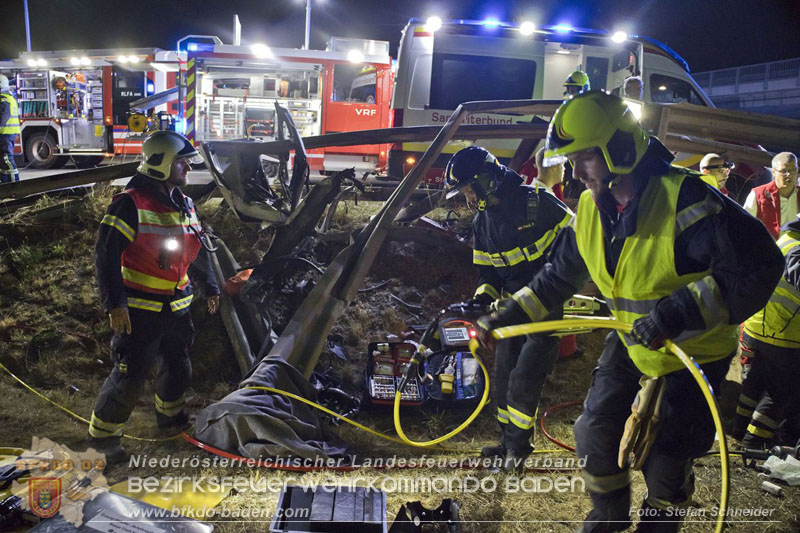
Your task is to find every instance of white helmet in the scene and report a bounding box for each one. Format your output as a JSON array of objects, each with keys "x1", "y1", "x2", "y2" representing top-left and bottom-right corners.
[
  {"x1": 0, "y1": 74, "x2": 10, "y2": 92},
  {"x1": 137, "y1": 131, "x2": 203, "y2": 180}
]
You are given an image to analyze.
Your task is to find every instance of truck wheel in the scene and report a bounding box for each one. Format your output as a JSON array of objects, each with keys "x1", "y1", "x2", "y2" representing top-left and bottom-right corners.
[
  {"x1": 74, "y1": 156, "x2": 106, "y2": 169},
  {"x1": 24, "y1": 133, "x2": 66, "y2": 169}
]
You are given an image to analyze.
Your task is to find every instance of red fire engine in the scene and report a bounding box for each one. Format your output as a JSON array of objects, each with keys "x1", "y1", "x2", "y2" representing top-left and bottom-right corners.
[
  {"x1": 0, "y1": 48, "x2": 181, "y2": 169},
  {"x1": 181, "y1": 36, "x2": 393, "y2": 173}
]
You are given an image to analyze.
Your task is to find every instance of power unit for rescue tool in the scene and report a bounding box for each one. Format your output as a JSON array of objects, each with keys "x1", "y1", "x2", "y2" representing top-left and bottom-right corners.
[{"x1": 365, "y1": 303, "x2": 487, "y2": 407}]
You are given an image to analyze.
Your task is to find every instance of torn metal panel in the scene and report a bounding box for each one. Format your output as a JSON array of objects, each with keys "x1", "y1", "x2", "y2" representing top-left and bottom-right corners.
[{"x1": 0, "y1": 162, "x2": 140, "y2": 200}]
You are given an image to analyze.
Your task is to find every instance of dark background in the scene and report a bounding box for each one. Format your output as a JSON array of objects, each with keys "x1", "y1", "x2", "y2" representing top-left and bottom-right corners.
[{"x1": 1, "y1": 0, "x2": 799, "y2": 72}]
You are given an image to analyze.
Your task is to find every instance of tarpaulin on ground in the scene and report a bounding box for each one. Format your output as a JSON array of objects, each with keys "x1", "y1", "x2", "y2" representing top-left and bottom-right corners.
[{"x1": 194, "y1": 357, "x2": 351, "y2": 460}]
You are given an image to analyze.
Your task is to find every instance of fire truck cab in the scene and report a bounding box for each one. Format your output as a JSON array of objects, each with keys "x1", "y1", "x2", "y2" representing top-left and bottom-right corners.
[
  {"x1": 0, "y1": 48, "x2": 180, "y2": 169},
  {"x1": 183, "y1": 36, "x2": 393, "y2": 174}
]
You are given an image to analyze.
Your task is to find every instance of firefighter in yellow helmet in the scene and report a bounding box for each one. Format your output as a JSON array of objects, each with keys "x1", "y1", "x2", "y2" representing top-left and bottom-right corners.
[
  {"x1": 0, "y1": 74, "x2": 21, "y2": 183},
  {"x1": 89, "y1": 131, "x2": 220, "y2": 463},
  {"x1": 563, "y1": 69, "x2": 590, "y2": 96},
  {"x1": 475, "y1": 91, "x2": 783, "y2": 531}
]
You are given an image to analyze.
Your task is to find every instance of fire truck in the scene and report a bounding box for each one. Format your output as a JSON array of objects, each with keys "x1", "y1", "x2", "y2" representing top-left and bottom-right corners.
[
  {"x1": 181, "y1": 36, "x2": 394, "y2": 173},
  {"x1": 0, "y1": 48, "x2": 180, "y2": 169}
]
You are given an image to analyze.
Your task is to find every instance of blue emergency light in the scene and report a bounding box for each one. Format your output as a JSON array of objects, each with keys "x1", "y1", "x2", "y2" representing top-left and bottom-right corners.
[{"x1": 183, "y1": 42, "x2": 215, "y2": 53}]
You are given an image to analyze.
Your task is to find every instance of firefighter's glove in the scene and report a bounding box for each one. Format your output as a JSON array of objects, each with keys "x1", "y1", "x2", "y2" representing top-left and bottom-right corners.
[
  {"x1": 630, "y1": 316, "x2": 666, "y2": 350},
  {"x1": 630, "y1": 297, "x2": 685, "y2": 350},
  {"x1": 475, "y1": 313, "x2": 504, "y2": 352},
  {"x1": 618, "y1": 375, "x2": 666, "y2": 470},
  {"x1": 489, "y1": 298, "x2": 510, "y2": 314},
  {"x1": 109, "y1": 307, "x2": 132, "y2": 335},
  {"x1": 464, "y1": 299, "x2": 488, "y2": 313},
  {"x1": 207, "y1": 295, "x2": 219, "y2": 315}
]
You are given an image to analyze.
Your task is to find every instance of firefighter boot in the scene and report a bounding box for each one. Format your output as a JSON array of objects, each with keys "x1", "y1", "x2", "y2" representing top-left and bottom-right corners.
[
  {"x1": 480, "y1": 442, "x2": 505, "y2": 459},
  {"x1": 739, "y1": 433, "x2": 769, "y2": 451},
  {"x1": 87, "y1": 436, "x2": 128, "y2": 466},
  {"x1": 576, "y1": 487, "x2": 632, "y2": 533},
  {"x1": 634, "y1": 501, "x2": 681, "y2": 533},
  {"x1": 156, "y1": 410, "x2": 192, "y2": 435},
  {"x1": 502, "y1": 448, "x2": 531, "y2": 473}
]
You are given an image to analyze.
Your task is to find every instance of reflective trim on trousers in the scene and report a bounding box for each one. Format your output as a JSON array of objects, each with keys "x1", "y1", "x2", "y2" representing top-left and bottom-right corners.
[
  {"x1": 89, "y1": 411, "x2": 124, "y2": 438},
  {"x1": 507, "y1": 405, "x2": 535, "y2": 430},
  {"x1": 497, "y1": 407, "x2": 509, "y2": 425},
  {"x1": 581, "y1": 469, "x2": 630, "y2": 494},
  {"x1": 154, "y1": 393, "x2": 185, "y2": 417},
  {"x1": 746, "y1": 424, "x2": 774, "y2": 439},
  {"x1": 127, "y1": 297, "x2": 163, "y2": 312}
]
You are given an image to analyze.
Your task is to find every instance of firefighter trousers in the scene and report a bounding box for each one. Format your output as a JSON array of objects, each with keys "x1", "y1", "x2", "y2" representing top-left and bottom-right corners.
[
  {"x1": 493, "y1": 333, "x2": 559, "y2": 453},
  {"x1": 90, "y1": 306, "x2": 195, "y2": 439},
  {"x1": 734, "y1": 335, "x2": 800, "y2": 447},
  {"x1": 0, "y1": 135, "x2": 18, "y2": 183},
  {"x1": 573, "y1": 332, "x2": 732, "y2": 533}
]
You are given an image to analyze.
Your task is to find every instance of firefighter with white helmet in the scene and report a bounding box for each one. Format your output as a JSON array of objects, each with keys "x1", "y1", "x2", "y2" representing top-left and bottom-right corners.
[
  {"x1": 0, "y1": 74, "x2": 21, "y2": 183},
  {"x1": 89, "y1": 131, "x2": 219, "y2": 463},
  {"x1": 475, "y1": 91, "x2": 783, "y2": 531}
]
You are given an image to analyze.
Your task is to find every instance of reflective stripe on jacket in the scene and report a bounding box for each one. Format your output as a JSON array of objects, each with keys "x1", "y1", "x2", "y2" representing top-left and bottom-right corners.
[
  {"x1": 744, "y1": 231, "x2": 800, "y2": 348},
  {"x1": 119, "y1": 187, "x2": 203, "y2": 297},
  {"x1": 0, "y1": 94, "x2": 20, "y2": 135},
  {"x1": 472, "y1": 180, "x2": 573, "y2": 298},
  {"x1": 574, "y1": 170, "x2": 738, "y2": 376}
]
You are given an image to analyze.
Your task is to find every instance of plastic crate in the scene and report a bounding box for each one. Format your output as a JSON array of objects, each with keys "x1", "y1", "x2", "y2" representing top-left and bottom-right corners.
[{"x1": 269, "y1": 485, "x2": 387, "y2": 533}]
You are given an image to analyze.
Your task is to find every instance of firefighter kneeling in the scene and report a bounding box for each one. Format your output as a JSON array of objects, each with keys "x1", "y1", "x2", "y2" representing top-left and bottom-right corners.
[
  {"x1": 445, "y1": 146, "x2": 573, "y2": 470},
  {"x1": 89, "y1": 131, "x2": 220, "y2": 464}
]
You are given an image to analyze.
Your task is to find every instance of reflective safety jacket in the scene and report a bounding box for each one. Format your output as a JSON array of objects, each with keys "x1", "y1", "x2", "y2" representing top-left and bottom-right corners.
[
  {"x1": 503, "y1": 138, "x2": 784, "y2": 377},
  {"x1": 744, "y1": 228, "x2": 800, "y2": 348},
  {"x1": 0, "y1": 93, "x2": 20, "y2": 135},
  {"x1": 119, "y1": 187, "x2": 202, "y2": 296},
  {"x1": 472, "y1": 174, "x2": 573, "y2": 304},
  {"x1": 575, "y1": 169, "x2": 738, "y2": 376},
  {"x1": 96, "y1": 175, "x2": 219, "y2": 315}
]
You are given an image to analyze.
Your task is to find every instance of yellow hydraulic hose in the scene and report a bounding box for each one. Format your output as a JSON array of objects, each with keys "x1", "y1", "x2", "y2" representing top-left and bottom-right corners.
[
  {"x1": 245, "y1": 385, "x2": 408, "y2": 445},
  {"x1": 392, "y1": 345, "x2": 492, "y2": 448},
  {"x1": 493, "y1": 318, "x2": 728, "y2": 533},
  {"x1": 0, "y1": 361, "x2": 181, "y2": 442},
  {"x1": 1, "y1": 316, "x2": 729, "y2": 530}
]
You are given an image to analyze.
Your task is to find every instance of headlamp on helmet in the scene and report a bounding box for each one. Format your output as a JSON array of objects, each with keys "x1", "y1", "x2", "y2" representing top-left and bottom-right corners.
[{"x1": 700, "y1": 153, "x2": 734, "y2": 172}]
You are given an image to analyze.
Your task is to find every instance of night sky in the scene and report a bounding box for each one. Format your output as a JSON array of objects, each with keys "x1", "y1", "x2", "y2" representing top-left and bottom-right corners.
[{"x1": 1, "y1": 0, "x2": 799, "y2": 73}]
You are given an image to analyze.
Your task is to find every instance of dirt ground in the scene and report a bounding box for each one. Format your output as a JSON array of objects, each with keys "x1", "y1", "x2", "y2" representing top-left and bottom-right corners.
[{"x1": 0, "y1": 191, "x2": 798, "y2": 532}]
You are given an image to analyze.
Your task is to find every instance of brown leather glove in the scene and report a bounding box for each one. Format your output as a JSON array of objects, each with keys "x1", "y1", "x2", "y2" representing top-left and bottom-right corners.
[
  {"x1": 618, "y1": 375, "x2": 666, "y2": 470},
  {"x1": 109, "y1": 307, "x2": 131, "y2": 335}
]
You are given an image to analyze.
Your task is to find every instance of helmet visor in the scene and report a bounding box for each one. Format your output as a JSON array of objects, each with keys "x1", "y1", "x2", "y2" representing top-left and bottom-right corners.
[
  {"x1": 445, "y1": 170, "x2": 494, "y2": 200},
  {"x1": 445, "y1": 179, "x2": 471, "y2": 199},
  {"x1": 178, "y1": 152, "x2": 205, "y2": 166}
]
